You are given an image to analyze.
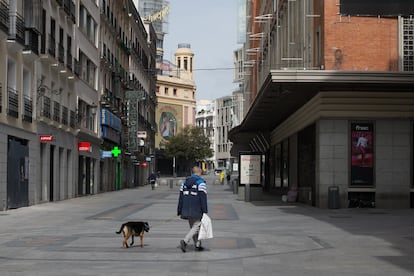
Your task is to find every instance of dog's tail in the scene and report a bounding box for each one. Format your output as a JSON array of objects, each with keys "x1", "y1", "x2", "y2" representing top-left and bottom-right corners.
[{"x1": 115, "y1": 223, "x2": 126, "y2": 234}]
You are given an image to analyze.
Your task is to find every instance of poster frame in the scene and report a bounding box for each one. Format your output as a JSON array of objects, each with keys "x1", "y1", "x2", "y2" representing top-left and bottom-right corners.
[
  {"x1": 238, "y1": 152, "x2": 262, "y2": 186},
  {"x1": 349, "y1": 122, "x2": 375, "y2": 187}
]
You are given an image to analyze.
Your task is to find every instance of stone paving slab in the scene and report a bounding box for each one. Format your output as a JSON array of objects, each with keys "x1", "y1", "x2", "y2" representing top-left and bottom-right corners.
[{"x1": 0, "y1": 175, "x2": 413, "y2": 275}]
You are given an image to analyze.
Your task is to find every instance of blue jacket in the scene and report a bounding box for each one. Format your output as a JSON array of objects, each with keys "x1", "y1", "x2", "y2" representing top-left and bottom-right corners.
[{"x1": 177, "y1": 174, "x2": 208, "y2": 220}]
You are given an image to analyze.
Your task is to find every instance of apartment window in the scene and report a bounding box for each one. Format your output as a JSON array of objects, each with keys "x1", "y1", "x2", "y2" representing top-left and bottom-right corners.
[
  {"x1": 184, "y1": 57, "x2": 188, "y2": 71},
  {"x1": 67, "y1": 35, "x2": 72, "y2": 69},
  {"x1": 156, "y1": 86, "x2": 160, "y2": 93},
  {"x1": 173, "y1": 88, "x2": 177, "y2": 96},
  {"x1": 79, "y1": 51, "x2": 96, "y2": 88},
  {"x1": 164, "y1": 87, "x2": 168, "y2": 95},
  {"x1": 7, "y1": 59, "x2": 18, "y2": 118},
  {"x1": 80, "y1": 5, "x2": 97, "y2": 44},
  {"x1": 402, "y1": 17, "x2": 414, "y2": 71},
  {"x1": 22, "y1": 68, "x2": 32, "y2": 122},
  {"x1": 58, "y1": 27, "x2": 64, "y2": 63}
]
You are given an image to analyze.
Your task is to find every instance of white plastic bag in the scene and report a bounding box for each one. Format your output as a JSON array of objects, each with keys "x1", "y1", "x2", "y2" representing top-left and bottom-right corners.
[{"x1": 198, "y1": 214, "x2": 213, "y2": 240}]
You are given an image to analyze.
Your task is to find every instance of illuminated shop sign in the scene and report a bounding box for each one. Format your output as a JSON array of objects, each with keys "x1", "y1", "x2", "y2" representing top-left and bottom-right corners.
[
  {"x1": 40, "y1": 135, "x2": 53, "y2": 142},
  {"x1": 78, "y1": 142, "x2": 91, "y2": 152}
]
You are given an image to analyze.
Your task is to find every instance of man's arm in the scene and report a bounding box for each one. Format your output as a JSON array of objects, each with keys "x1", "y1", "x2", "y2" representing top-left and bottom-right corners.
[{"x1": 198, "y1": 182, "x2": 208, "y2": 214}]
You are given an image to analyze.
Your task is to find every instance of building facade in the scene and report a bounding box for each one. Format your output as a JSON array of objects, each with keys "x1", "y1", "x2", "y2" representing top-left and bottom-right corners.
[
  {"x1": 230, "y1": 0, "x2": 414, "y2": 208},
  {"x1": 196, "y1": 99, "x2": 215, "y2": 173},
  {"x1": 99, "y1": 0, "x2": 156, "y2": 190},
  {"x1": 0, "y1": 0, "x2": 155, "y2": 210},
  {"x1": 215, "y1": 95, "x2": 233, "y2": 170},
  {"x1": 155, "y1": 43, "x2": 196, "y2": 176},
  {"x1": 135, "y1": 0, "x2": 169, "y2": 71}
]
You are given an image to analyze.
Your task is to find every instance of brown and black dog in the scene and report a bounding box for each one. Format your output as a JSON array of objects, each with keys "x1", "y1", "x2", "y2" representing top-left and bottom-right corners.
[{"x1": 116, "y1": 221, "x2": 150, "y2": 248}]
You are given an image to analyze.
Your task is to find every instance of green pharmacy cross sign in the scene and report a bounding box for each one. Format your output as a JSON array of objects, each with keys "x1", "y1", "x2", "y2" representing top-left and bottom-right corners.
[{"x1": 111, "y1": 146, "x2": 121, "y2": 157}]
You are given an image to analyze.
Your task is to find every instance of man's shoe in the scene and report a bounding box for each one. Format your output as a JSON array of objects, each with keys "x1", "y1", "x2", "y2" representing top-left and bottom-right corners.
[
  {"x1": 195, "y1": 246, "x2": 205, "y2": 251},
  {"x1": 180, "y1": 240, "x2": 187, "y2": 252}
]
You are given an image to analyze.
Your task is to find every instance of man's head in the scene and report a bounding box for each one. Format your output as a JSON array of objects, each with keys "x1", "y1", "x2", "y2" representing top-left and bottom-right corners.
[{"x1": 192, "y1": 166, "x2": 202, "y2": 176}]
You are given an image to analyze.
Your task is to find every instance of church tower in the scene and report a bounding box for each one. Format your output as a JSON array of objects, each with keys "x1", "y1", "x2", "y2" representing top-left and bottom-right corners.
[{"x1": 175, "y1": 43, "x2": 194, "y2": 81}]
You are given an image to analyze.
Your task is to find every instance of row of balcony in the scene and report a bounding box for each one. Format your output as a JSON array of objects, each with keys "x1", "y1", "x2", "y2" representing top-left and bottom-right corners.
[
  {"x1": 0, "y1": 85, "x2": 78, "y2": 128},
  {"x1": 100, "y1": 87, "x2": 156, "y2": 134},
  {"x1": 2, "y1": 86, "x2": 33, "y2": 123},
  {"x1": 0, "y1": 1, "x2": 26, "y2": 45},
  {"x1": 40, "y1": 95, "x2": 76, "y2": 128},
  {"x1": 43, "y1": 34, "x2": 78, "y2": 74}
]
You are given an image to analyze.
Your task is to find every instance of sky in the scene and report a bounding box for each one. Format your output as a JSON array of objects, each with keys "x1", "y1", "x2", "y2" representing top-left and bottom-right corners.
[{"x1": 162, "y1": 0, "x2": 240, "y2": 101}]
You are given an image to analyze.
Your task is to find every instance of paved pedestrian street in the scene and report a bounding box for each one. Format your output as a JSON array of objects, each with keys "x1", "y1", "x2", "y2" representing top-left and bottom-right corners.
[{"x1": 0, "y1": 175, "x2": 414, "y2": 275}]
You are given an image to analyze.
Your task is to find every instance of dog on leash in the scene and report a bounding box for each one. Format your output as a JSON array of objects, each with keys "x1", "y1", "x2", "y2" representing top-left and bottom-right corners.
[{"x1": 116, "y1": 221, "x2": 150, "y2": 248}]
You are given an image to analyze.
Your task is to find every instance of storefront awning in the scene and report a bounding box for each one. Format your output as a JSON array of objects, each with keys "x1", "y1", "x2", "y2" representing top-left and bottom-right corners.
[{"x1": 229, "y1": 70, "x2": 414, "y2": 154}]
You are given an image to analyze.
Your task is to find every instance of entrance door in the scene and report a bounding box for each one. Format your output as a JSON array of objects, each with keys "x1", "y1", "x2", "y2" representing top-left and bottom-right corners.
[{"x1": 7, "y1": 137, "x2": 29, "y2": 209}]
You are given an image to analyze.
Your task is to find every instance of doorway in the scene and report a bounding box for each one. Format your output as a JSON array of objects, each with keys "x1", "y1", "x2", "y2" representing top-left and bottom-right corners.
[{"x1": 7, "y1": 136, "x2": 29, "y2": 209}]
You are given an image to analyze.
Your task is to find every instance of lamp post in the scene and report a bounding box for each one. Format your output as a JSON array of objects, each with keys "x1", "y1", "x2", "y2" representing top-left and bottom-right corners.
[
  {"x1": 169, "y1": 117, "x2": 177, "y2": 177},
  {"x1": 173, "y1": 156, "x2": 176, "y2": 178}
]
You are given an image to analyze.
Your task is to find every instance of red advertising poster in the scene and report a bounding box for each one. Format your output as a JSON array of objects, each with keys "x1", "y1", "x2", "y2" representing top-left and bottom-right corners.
[{"x1": 350, "y1": 123, "x2": 374, "y2": 186}]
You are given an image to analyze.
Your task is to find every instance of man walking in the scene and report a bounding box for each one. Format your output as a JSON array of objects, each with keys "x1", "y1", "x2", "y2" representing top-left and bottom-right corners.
[{"x1": 177, "y1": 166, "x2": 208, "y2": 252}]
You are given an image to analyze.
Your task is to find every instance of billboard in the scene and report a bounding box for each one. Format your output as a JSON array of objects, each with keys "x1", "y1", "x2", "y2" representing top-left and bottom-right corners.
[
  {"x1": 155, "y1": 103, "x2": 183, "y2": 149},
  {"x1": 350, "y1": 123, "x2": 374, "y2": 186},
  {"x1": 340, "y1": 0, "x2": 414, "y2": 16}
]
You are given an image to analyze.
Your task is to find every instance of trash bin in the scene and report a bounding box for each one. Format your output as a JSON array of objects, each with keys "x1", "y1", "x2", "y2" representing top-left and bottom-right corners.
[{"x1": 328, "y1": 186, "x2": 340, "y2": 209}]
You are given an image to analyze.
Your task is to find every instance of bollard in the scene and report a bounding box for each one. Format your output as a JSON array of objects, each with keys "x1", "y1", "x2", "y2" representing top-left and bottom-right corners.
[
  {"x1": 3, "y1": 199, "x2": 6, "y2": 211},
  {"x1": 169, "y1": 179, "x2": 173, "y2": 189}
]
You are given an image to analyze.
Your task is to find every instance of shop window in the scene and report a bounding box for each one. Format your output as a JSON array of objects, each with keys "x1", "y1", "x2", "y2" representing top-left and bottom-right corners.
[{"x1": 274, "y1": 140, "x2": 289, "y2": 188}]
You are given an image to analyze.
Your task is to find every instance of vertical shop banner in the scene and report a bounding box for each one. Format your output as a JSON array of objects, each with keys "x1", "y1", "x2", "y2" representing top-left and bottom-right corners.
[{"x1": 350, "y1": 123, "x2": 374, "y2": 186}]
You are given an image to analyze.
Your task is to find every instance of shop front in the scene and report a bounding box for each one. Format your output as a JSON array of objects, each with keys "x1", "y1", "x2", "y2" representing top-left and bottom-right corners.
[{"x1": 230, "y1": 71, "x2": 414, "y2": 208}]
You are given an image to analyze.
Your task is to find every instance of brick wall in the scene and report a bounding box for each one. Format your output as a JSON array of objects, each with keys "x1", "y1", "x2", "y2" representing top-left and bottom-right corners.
[{"x1": 324, "y1": 1, "x2": 399, "y2": 71}]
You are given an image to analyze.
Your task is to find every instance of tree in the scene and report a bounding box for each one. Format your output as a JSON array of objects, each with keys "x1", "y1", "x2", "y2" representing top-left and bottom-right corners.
[{"x1": 165, "y1": 126, "x2": 213, "y2": 173}]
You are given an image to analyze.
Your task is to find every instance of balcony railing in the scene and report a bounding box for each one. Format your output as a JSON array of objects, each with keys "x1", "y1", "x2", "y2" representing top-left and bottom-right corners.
[
  {"x1": 69, "y1": 110, "x2": 76, "y2": 128},
  {"x1": 61, "y1": 106, "x2": 68, "y2": 125},
  {"x1": 48, "y1": 35, "x2": 56, "y2": 57},
  {"x1": 23, "y1": 95, "x2": 32, "y2": 122},
  {"x1": 9, "y1": 12, "x2": 25, "y2": 45},
  {"x1": 58, "y1": 43, "x2": 64, "y2": 63},
  {"x1": 53, "y1": 101, "x2": 60, "y2": 122},
  {"x1": 63, "y1": 0, "x2": 75, "y2": 22},
  {"x1": 0, "y1": 1, "x2": 8, "y2": 33},
  {"x1": 7, "y1": 87, "x2": 18, "y2": 118},
  {"x1": 24, "y1": 28, "x2": 39, "y2": 55},
  {"x1": 42, "y1": 96, "x2": 51, "y2": 119},
  {"x1": 66, "y1": 50, "x2": 72, "y2": 71},
  {"x1": 74, "y1": 59, "x2": 80, "y2": 76}
]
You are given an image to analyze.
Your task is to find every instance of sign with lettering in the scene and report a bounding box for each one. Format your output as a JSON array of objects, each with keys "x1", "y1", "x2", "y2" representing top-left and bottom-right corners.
[
  {"x1": 239, "y1": 153, "x2": 262, "y2": 185},
  {"x1": 40, "y1": 135, "x2": 53, "y2": 142},
  {"x1": 101, "y1": 151, "x2": 113, "y2": 158},
  {"x1": 78, "y1": 142, "x2": 91, "y2": 152},
  {"x1": 143, "y1": 5, "x2": 169, "y2": 22}
]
